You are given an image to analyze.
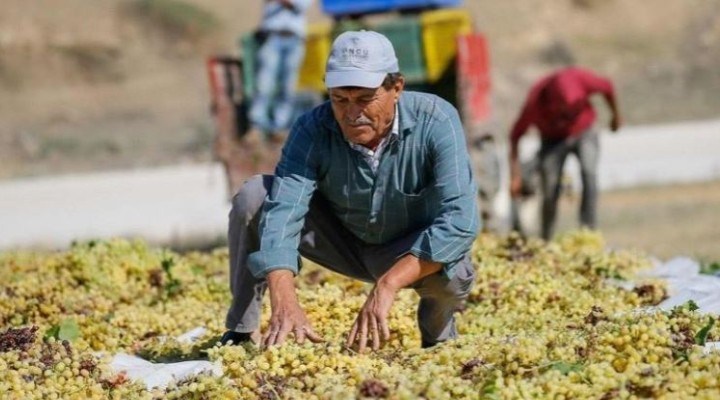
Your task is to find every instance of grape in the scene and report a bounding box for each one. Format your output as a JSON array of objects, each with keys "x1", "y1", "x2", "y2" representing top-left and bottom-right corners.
[{"x1": 0, "y1": 233, "x2": 718, "y2": 399}]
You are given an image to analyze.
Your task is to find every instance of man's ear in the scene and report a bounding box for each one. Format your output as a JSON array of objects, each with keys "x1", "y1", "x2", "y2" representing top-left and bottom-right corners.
[{"x1": 394, "y1": 76, "x2": 405, "y2": 95}]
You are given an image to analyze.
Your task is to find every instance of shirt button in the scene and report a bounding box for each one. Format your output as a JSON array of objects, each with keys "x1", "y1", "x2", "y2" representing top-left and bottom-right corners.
[{"x1": 367, "y1": 150, "x2": 374, "y2": 156}]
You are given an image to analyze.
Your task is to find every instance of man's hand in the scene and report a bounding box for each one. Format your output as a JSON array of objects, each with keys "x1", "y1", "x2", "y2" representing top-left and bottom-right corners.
[
  {"x1": 263, "y1": 270, "x2": 323, "y2": 347},
  {"x1": 510, "y1": 172, "x2": 523, "y2": 198},
  {"x1": 346, "y1": 255, "x2": 442, "y2": 352},
  {"x1": 509, "y1": 143, "x2": 523, "y2": 198},
  {"x1": 346, "y1": 281, "x2": 397, "y2": 352},
  {"x1": 610, "y1": 114, "x2": 622, "y2": 133}
]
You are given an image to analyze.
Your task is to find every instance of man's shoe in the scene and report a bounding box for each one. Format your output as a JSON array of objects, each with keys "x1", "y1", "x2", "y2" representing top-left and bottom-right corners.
[{"x1": 220, "y1": 331, "x2": 253, "y2": 346}]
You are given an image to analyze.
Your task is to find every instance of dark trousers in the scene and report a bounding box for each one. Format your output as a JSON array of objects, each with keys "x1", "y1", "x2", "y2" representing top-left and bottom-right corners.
[
  {"x1": 225, "y1": 175, "x2": 476, "y2": 346},
  {"x1": 539, "y1": 128, "x2": 600, "y2": 240}
]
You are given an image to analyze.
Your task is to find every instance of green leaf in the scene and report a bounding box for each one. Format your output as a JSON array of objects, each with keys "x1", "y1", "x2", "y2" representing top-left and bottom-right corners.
[
  {"x1": 58, "y1": 319, "x2": 80, "y2": 341},
  {"x1": 672, "y1": 300, "x2": 699, "y2": 315},
  {"x1": 687, "y1": 300, "x2": 700, "y2": 312},
  {"x1": 44, "y1": 325, "x2": 60, "y2": 341},
  {"x1": 164, "y1": 279, "x2": 182, "y2": 297},
  {"x1": 700, "y1": 261, "x2": 720, "y2": 275},
  {"x1": 190, "y1": 265, "x2": 204, "y2": 276},
  {"x1": 695, "y1": 317, "x2": 716, "y2": 346},
  {"x1": 672, "y1": 348, "x2": 689, "y2": 361},
  {"x1": 550, "y1": 361, "x2": 583, "y2": 375},
  {"x1": 44, "y1": 319, "x2": 81, "y2": 342},
  {"x1": 161, "y1": 257, "x2": 175, "y2": 275},
  {"x1": 481, "y1": 380, "x2": 500, "y2": 400}
]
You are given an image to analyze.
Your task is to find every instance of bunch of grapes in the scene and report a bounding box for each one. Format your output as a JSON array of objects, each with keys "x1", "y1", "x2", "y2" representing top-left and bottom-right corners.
[{"x1": 0, "y1": 231, "x2": 718, "y2": 399}]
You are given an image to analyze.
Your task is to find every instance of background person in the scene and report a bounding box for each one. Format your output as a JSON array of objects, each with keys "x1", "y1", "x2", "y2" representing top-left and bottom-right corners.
[
  {"x1": 508, "y1": 67, "x2": 622, "y2": 240},
  {"x1": 248, "y1": 0, "x2": 313, "y2": 146},
  {"x1": 221, "y1": 30, "x2": 480, "y2": 352}
]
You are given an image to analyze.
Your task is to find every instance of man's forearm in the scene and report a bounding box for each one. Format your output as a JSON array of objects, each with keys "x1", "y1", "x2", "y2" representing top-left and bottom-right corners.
[
  {"x1": 604, "y1": 93, "x2": 620, "y2": 118},
  {"x1": 378, "y1": 254, "x2": 442, "y2": 291},
  {"x1": 267, "y1": 269, "x2": 298, "y2": 306},
  {"x1": 509, "y1": 142, "x2": 521, "y2": 178},
  {"x1": 604, "y1": 93, "x2": 622, "y2": 131}
]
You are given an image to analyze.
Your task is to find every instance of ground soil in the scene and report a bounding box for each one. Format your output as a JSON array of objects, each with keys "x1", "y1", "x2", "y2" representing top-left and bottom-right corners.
[{"x1": 558, "y1": 179, "x2": 720, "y2": 263}]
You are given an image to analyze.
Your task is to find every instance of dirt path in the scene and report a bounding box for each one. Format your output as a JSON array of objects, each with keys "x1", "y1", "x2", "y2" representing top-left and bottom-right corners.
[{"x1": 559, "y1": 179, "x2": 720, "y2": 263}]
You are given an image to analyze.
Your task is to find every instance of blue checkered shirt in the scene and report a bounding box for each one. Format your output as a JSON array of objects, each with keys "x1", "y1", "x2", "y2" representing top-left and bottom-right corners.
[{"x1": 248, "y1": 91, "x2": 480, "y2": 279}]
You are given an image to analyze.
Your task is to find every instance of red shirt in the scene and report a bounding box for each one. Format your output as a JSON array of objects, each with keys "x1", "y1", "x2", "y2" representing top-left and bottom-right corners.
[{"x1": 510, "y1": 67, "x2": 614, "y2": 144}]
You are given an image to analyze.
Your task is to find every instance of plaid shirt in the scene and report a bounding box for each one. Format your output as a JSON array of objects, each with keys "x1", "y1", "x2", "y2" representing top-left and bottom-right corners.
[{"x1": 248, "y1": 91, "x2": 480, "y2": 279}]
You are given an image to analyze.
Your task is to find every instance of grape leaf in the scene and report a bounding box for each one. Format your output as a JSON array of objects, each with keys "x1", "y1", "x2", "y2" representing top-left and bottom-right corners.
[
  {"x1": 695, "y1": 317, "x2": 716, "y2": 346},
  {"x1": 45, "y1": 319, "x2": 80, "y2": 342},
  {"x1": 550, "y1": 361, "x2": 583, "y2": 375}
]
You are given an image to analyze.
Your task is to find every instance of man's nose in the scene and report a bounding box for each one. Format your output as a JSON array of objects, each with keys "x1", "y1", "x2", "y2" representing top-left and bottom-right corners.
[{"x1": 347, "y1": 102, "x2": 364, "y2": 120}]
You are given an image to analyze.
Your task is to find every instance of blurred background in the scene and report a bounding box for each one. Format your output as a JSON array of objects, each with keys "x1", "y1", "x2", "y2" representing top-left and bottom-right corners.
[{"x1": 0, "y1": 0, "x2": 719, "y2": 263}]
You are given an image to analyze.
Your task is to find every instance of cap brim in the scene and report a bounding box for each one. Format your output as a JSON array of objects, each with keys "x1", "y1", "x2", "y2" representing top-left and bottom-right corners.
[{"x1": 325, "y1": 70, "x2": 386, "y2": 89}]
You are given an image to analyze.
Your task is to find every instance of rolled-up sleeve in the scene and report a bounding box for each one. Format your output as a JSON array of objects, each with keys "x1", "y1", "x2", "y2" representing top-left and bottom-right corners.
[
  {"x1": 409, "y1": 101, "x2": 480, "y2": 278},
  {"x1": 247, "y1": 119, "x2": 318, "y2": 278}
]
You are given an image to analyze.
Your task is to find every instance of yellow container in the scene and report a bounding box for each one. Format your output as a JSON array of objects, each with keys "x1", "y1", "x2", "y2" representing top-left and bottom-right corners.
[
  {"x1": 298, "y1": 23, "x2": 332, "y2": 92},
  {"x1": 420, "y1": 8, "x2": 473, "y2": 82}
]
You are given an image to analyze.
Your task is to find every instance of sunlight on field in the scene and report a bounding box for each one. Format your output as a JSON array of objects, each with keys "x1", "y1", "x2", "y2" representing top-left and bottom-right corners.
[{"x1": 1, "y1": 231, "x2": 719, "y2": 399}]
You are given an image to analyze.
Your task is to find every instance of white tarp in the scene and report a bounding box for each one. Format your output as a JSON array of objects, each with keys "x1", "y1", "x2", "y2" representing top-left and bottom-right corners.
[
  {"x1": 109, "y1": 353, "x2": 222, "y2": 390},
  {"x1": 636, "y1": 257, "x2": 720, "y2": 314}
]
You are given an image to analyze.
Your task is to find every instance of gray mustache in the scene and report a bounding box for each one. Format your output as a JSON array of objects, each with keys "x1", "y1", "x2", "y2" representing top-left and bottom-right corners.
[{"x1": 346, "y1": 115, "x2": 372, "y2": 126}]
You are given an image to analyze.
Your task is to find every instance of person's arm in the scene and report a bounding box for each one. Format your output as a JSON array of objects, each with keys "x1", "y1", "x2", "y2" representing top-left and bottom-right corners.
[
  {"x1": 604, "y1": 89, "x2": 622, "y2": 132},
  {"x1": 247, "y1": 115, "x2": 322, "y2": 347},
  {"x1": 408, "y1": 99, "x2": 480, "y2": 274},
  {"x1": 509, "y1": 96, "x2": 536, "y2": 198},
  {"x1": 347, "y1": 255, "x2": 440, "y2": 352},
  {"x1": 576, "y1": 68, "x2": 622, "y2": 133},
  {"x1": 263, "y1": 270, "x2": 322, "y2": 347}
]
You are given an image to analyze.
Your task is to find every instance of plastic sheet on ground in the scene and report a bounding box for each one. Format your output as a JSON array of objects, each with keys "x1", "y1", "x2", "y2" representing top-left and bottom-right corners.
[
  {"x1": 636, "y1": 257, "x2": 720, "y2": 314},
  {"x1": 108, "y1": 327, "x2": 220, "y2": 390},
  {"x1": 641, "y1": 256, "x2": 701, "y2": 278},
  {"x1": 611, "y1": 256, "x2": 720, "y2": 315},
  {"x1": 704, "y1": 342, "x2": 720, "y2": 354},
  {"x1": 110, "y1": 353, "x2": 222, "y2": 390},
  {"x1": 175, "y1": 326, "x2": 208, "y2": 343}
]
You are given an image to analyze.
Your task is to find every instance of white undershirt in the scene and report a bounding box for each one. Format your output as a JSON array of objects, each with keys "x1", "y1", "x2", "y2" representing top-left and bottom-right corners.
[{"x1": 348, "y1": 105, "x2": 399, "y2": 173}]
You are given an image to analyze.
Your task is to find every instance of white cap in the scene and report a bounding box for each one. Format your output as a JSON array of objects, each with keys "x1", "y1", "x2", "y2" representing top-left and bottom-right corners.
[{"x1": 324, "y1": 30, "x2": 399, "y2": 89}]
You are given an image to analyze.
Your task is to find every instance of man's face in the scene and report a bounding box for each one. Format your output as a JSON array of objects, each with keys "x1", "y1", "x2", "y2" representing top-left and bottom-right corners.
[{"x1": 329, "y1": 78, "x2": 404, "y2": 149}]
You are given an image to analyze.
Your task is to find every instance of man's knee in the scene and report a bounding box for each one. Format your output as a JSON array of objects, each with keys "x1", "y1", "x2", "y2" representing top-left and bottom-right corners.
[{"x1": 416, "y1": 259, "x2": 475, "y2": 301}]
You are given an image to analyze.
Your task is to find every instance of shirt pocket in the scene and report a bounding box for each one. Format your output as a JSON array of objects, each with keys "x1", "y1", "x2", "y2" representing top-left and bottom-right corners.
[{"x1": 397, "y1": 183, "x2": 428, "y2": 197}]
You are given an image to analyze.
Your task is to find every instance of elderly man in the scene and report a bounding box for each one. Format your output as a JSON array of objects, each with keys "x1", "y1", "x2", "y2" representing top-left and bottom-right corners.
[{"x1": 221, "y1": 30, "x2": 479, "y2": 352}]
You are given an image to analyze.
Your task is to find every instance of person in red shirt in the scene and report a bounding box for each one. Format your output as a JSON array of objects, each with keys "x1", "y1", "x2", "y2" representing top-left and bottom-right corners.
[{"x1": 509, "y1": 67, "x2": 622, "y2": 240}]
